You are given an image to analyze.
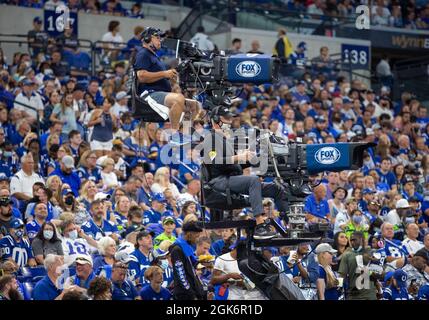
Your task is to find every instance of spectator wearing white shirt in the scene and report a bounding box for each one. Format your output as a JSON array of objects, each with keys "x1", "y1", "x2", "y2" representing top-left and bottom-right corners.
[
  {"x1": 177, "y1": 179, "x2": 201, "y2": 209},
  {"x1": 402, "y1": 223, "x2": 424, "y2": 255},
  {"x1": 384, "y1": 198, "x2": 410, "y2": 226},
  {"x1": 112, "y1": 91, "x2": 129, "y2": 117},
  {"x1": 307, "y1": 0, "x2": 325, "y2": 16},
  {"x1": 100, "y1": 157, "x2": 119, "y2": 191},
  {"x1": 44, "y1": 0, "x2": 65, "y2": 10},
  {"x1": 10, "y1": 154, "x2": 44, "y2": 201},
  {"x1": 101, "y1": 21, "x2": 125, "y2": 62},
  {"x1": 151, "y1": 167, "x2": 180, "y2": 200},
  {"x1": 190, "y1": 26, "x2": 215, "y2": 51},
  {"x1": 14, "y1": 78, "x2": 44, "y2": 122}
]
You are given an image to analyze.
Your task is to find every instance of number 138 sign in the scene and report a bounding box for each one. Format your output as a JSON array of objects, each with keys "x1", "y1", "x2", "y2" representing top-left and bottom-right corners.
[
  {"x1": 341, "y1": 44, "x2": 370, "y2": 70},
  {"x1": 44, "y1": 6, "x2": 78, "y2": 37}
]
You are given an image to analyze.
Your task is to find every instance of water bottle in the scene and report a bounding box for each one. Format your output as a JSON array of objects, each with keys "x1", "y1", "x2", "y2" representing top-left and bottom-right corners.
[
  {"x1": 241, "y1": 273, "x2": 256, "y2": 290},
  {"x1": 101, "y1": 114, "x2": 105, "y2": 127}
]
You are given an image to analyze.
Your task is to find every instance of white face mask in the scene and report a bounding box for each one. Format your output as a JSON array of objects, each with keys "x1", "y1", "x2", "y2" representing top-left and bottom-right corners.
[
  {"x1": 43, "y1": 230, "x2": 54, "y2": 240},
  {"x1": 67, "y1": 230, "x2": 78, "y2": 240},
  {"x1": 160, "y1": 259, "x2": 169, "y2": 270},
  {"x1": 24, "y1": 61, "x2": 32, "y2": 68},
  {"x1": 220, "y1": 122, "x2": 231, "y2": 131}
]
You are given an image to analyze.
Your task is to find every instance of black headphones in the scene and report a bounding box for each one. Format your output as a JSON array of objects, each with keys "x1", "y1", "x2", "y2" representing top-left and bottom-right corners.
[
  {"x1": 210, "y1": 106, "x2": 221, "y2": 124},
  {"x1": 142, "y1": 27, "x2": 161, "y2": 44}
]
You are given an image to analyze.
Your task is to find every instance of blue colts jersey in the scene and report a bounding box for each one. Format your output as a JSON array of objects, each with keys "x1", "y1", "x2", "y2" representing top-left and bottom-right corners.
[{"x1": 0, "y1": 235, "x2": 34, "y2": 267}]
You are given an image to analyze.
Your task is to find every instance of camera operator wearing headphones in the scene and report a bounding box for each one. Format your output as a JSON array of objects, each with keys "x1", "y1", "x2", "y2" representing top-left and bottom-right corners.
[
  {"x1": 134, "y1": 27, "x2": 199, "y2": 139},
  {"x1": 200, "y1": 106, "x2": 289, "y2": 239}
]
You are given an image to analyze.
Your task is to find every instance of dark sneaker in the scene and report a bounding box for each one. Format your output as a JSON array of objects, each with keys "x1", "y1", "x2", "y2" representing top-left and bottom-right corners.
[{"x1": 253, "y1": 222, "x2": 277, "y2": 240}]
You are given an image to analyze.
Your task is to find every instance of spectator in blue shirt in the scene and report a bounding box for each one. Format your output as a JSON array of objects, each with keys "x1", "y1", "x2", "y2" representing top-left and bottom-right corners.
[
  {"x1": 402, "y1": 176, "x2": 424, "y2": 202},
  {"x1": 111, "y1": 262, "x2": 139, "y2": 300},
  {"x1": 140, "y1": 266, "x2": 172, "y2": 300},
  {"x1": 33, "y1": 254, "x2": 81, "y2": 300},
  {"x1": 304, "y1": 184, "x2": 330, "y2": 223},
  {"x1": 50, "y1": 155, "x2": 81, "y2": 196},
  {"x1": 81, "y1": 199, "x2": 119, "y2": 242},
  {"x1": 376, "y1": 158, "x2": 396, "y2": 188},
  {"x1": 292, "y1": 81, "x2": 310, "y2": 103},
  {"x1": 129, "y1": 230, "x2": 154, "y2": 283}
]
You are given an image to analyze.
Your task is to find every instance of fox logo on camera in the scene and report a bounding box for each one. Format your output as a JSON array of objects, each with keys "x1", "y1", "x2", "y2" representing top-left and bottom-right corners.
[
  {"x1": 315, "y1": 147, "x2": 341, "y2": 165},
  {"x1": 235, "y1": 61, "x2": 261, "y2": 78}
]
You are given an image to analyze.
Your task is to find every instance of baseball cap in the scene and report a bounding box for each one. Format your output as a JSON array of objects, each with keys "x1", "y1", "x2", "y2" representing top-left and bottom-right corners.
[
  {"x1": 61, "y1": 188, "x2": 74, "y2": 197},
  {"x1": 94, "y1": 192, "x2": 111, "y2": 201},
  {"x1": 22, "y1": 78, "x2": 34, "y2": 86},
  {"x1": 114, "y1": 251, "x2": 133, "y2": 264},
  {"x1": 212, "y1": 106, "x2": 235, "y2": 119},
  {"x1": 61, "y1": 155, "x2": 75, "y2": 169},
  {"x1": 393, "y1": 269, "x2": 408, "y2": 287},
  {"x1": 229, "y1": 237, "x2": 246, "y2": 250},
  {"x1": 43, "y1": 74, "x2": 55, "y2": 82},
  {"x1": 315, "y1": 243, "x2": 337, "y2": 254},
  {"x1": 0, "y1": 173, "x2": 10, "y2": 182},
  {"x1": 10, "y1": 218, "x2": 24, "y2": 229},
  {"x1": 404, "y1": 175, "x2": 414, "y2": 184},
  {"x1": 140, "y1": 27, "x2": 166, "y2": 39},
  {"x1": 152, "y1": 193, "x2": 167, "y2": 203},
  {"x1": 182, "y1": 221, "x2": 203, "y2": 233},
  {"x1": 396, "y1": 199, "x2": 410, "y2": 209},
  {"x1": 137, "y1": 229, "x2": 155, "y2": 240},
  {"x1": 162, "y1": 216, "x2": 175, "y2": 225},
  {"x1": 297, "y1": 80, "x2": 307, "y2": 86},
  {"x1": 115, "y1": 91, "x2": 130, "y2": 100},
  {"x1": 298, "y1": 41, "x2": 307, "y2": 50},
  {"x1": 75, "y1": 254, "x2": 93, "y2": 266},
  {"x1": 362, "y1": 188, "x2": 376, "y2": 195},
  {"x1": 33, "y1": 17, "x2": 42, "y2": 24},
  {"x1": 152, "y1": 247, "x2": 169, "y2": 259}
]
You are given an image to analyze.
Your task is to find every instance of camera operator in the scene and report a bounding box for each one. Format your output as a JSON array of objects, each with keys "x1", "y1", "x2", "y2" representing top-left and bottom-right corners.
[
  {"x1": 199, "y1": 106, "x2": 289, "y2": 239},
  {"x1": 134, "y1": 28, "x2": 198, "y2": 137}
]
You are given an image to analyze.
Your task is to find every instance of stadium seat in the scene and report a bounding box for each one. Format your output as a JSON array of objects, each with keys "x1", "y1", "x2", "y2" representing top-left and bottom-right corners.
[{"x1": 23, "y1": 282, "x2": 34, "y2": 299}]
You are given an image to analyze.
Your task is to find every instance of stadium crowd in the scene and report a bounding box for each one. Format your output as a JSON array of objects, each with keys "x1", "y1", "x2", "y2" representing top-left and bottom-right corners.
[
  {"x1": 0, "y1": 9, "x2": 429, "y2": 300},
  {"x1": 2, "y1": 0, "x2": 429, "y2": 30}
]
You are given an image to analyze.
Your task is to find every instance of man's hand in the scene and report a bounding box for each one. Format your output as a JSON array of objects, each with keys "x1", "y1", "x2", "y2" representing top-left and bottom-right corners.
[
  {"x1": 228, "y1": 273, "x2": 243, "y2": 280},
  {"x1": 237, "y1": 150, "x2": 256, "y2": 162},
  {"x1": 164, "y1": 69, "x2": 178, "y2": 79}
]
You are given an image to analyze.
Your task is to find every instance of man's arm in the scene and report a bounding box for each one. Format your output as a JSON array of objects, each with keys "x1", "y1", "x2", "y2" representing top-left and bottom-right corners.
[
  {"x1": 136, "y1": 69, "x2": 176, "y2": 84},
  {"x1": 171, "y1": 246, "x2": 197, "y2": 299},
  {"x1": 10, "y1": 176, "x2": 32, "y2": 201}
]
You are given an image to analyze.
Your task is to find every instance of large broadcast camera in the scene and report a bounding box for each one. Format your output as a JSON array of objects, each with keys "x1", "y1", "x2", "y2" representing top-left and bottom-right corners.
[{"x1": 163, "y1": 38, "x2": 279, "y2": 109}]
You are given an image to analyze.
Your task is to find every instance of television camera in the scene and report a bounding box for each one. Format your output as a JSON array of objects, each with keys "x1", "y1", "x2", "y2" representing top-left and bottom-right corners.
[
  {"x1": 163, "y1": 38, "x2": 280, "y2": 109},
  {"x1": 199, "y1": 128, "x2": 375, "y2": 300}
]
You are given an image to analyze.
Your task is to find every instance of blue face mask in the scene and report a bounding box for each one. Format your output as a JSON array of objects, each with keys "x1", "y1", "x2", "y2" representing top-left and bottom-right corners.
[{"x1": 353, "y1": 215, "x2": 363, "y2": 224}]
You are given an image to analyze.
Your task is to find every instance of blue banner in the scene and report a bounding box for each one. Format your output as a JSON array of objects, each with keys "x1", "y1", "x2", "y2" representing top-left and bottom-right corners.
[
  {"x1": 341, "y1": 44, "x2": 370, "y2": 70},
  {"x1": 44, "y1": 9, "x2": 78, "y2": 37}
]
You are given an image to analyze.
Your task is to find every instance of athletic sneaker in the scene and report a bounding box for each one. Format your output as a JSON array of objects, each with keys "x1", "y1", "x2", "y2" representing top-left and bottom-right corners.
[{"x1": 253, "y1": 221, "x2": 277, "y2": 240}]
